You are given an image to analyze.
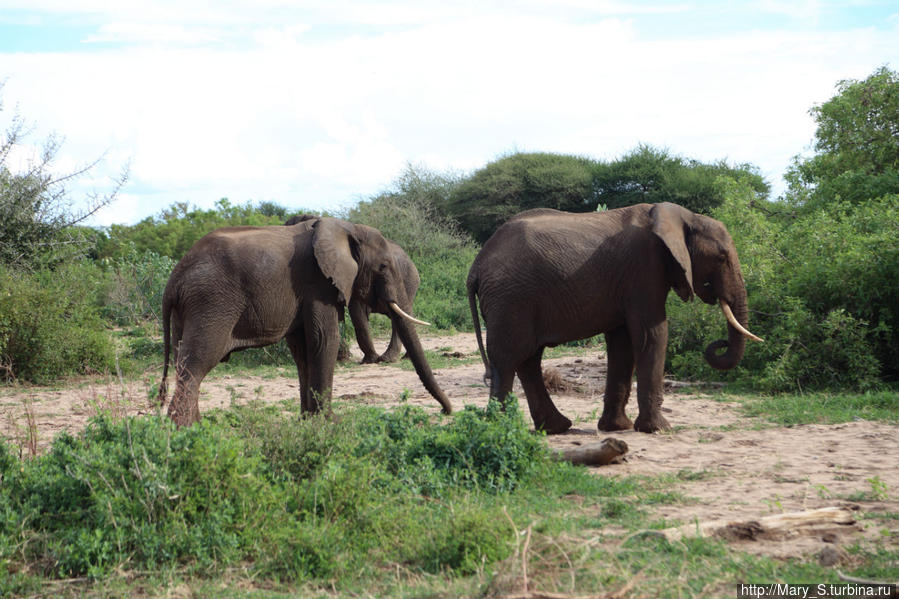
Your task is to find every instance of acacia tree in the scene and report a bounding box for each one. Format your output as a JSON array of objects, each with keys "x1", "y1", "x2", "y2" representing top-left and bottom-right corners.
[
  {"x1": 0, "y1": 82, "x2": 127, "y2": 269},
  {"x1": 443, "y1": 152, "x2": 597, "y2": 243},
  {"x1": 593, "y1": 145, "x2": 768, "y2": 213}
]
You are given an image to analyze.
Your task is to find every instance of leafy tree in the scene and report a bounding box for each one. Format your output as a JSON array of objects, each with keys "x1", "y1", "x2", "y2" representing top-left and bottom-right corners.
[
  {"x1": 443, "y1": 152, "x2": 597, "y2": 243},
  {"x1": 102, "y1": 198, "x2": 296, "y2": 260},
  {"x1": 442, "y1": 149, "x2": 768, "y2": 243},
  {"x1": 593, "y1": 144, "x2": 769, "y2": 213},
  {"x1": 0, "y1": 83, "x2": 127, "y2": 269},
  {"x1": 786, "y1": 65, "x2": 899, "y2": 208}
]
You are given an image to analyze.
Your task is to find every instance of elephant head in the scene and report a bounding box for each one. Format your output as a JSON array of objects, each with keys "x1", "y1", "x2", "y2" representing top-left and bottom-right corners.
[
  {"x1": 650, "y1": 202, "x2": 762, "y2": 371},
  {"x1": 312, "y1": 218, "x2": 452, "y2": 414}
]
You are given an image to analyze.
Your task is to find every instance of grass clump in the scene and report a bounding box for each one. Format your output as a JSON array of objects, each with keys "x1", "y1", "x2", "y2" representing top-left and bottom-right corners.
[
  {"x1": 0, "y1": 399, "x2": 553, "y2": 594},
  {"x1": 738, "y1": 390, "x2": 899, "y2": 426}
]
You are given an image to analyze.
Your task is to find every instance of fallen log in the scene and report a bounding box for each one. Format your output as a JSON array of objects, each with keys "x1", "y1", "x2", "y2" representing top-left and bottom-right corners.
[
  {"x1": 660, "y1": 506, "x2": 857, "y2": 542},
  {"x1": 553, "y1": 438, "x2": 628, "y2": 466}
]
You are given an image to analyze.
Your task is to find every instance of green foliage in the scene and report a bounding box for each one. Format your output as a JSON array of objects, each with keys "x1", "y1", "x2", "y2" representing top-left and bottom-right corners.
[
  {"x1": 441, "y1": 149, "x2": 768, "y2": 244},
  {"x1": 444, "y1": 152, "x2": 598, "y2": 243},
  {"x1": 0, "y1": 84, "x2": 125, "y2": 270},
  {"x1": 786, "y1": 66, "x2": 899, "y2": 209},
  {"x1": 0, "y1": 401, "x2": 555, "y2": 589},
  {"x1": 593, "y1": 144, "x2": 769, "y2": 215},
  {"x1": 100, "y1": 198, "x2": 297, "y2": 261},
  {"x1": 0, "y1": 264, "x2": 116, "y2": 383},
  {"x1": 666, "y1": 178, "x2": 896, "y2": 390},
  {"x1": 101, "y1": 245, "x2": 176, "y2": 325},
  {"x1": 739, "y1": 390, "x2": 899, "y2": 426}
]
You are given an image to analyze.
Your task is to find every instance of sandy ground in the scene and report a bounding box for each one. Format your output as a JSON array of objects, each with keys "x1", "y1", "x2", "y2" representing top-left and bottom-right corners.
[{"x1": 2, "y1": 332, "x2": 897, "y2": 567}]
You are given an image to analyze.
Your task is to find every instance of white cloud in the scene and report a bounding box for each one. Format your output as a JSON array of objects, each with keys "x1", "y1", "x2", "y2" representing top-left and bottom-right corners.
[{"x1": 1, "y1": 3, "x2": 897, "y2": 225}]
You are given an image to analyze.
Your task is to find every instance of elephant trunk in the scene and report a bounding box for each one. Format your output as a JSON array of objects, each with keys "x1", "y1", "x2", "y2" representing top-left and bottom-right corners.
[
  {"x1": 391, "y1": 313, "x2": 453, "y2": 414},
  {"x1": 704, "y1": 293, "x2": 753, "y2": 371}
]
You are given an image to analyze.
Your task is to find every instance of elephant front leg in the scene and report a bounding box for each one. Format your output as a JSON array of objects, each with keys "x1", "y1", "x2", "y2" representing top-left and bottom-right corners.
[
  {"x1": 598, "y1": 326, "x2": 635, "y2": 432},
  {"x1": 285, "y1": 333, "x2": 312, "y2": 413},
  {"x1": 630, "y1": 319, "x2": 671, "y2": 433},
  {"x1": 349, "y1": 300, "x2": 379, "y2": 364},
  {"x1": 303, "y1": 302, "x2": 341, "y2": 415}
]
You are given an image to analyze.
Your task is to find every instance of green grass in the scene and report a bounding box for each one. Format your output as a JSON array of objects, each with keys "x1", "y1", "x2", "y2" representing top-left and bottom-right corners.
[
  {"x1": 2, "y1": 393, "x2": 895, "y2": 597},
  {"x1": 737, "y1": 390, "x2": 899, "y2": 426}
]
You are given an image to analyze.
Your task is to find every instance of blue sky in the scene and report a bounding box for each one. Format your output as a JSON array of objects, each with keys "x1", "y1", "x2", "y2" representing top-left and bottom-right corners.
[{"x1": 1, "y1": 1, "x2": 897, "y2": 226}]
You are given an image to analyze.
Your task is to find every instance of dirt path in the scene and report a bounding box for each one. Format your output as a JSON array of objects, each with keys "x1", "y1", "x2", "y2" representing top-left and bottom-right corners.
[{"x1": 2, "y1": 332, "x2": 897, "y2": 564}]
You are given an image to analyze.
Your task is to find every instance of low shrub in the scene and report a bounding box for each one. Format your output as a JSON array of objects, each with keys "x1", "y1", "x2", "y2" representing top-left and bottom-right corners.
[
  {"x1": 0, "y1": 264, "x2": 116, "y2": 383},
  {"x1": 0, "y1": 399, "x2": 554, "y2": 589}
]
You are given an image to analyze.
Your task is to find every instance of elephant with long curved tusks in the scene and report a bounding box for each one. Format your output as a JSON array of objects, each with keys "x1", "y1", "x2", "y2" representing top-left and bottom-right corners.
[
  {"x1": 158, "y1": 217, "x2": 452, "y2": 427},
  {"x1": 467, "y1": 203, "x2": 762, "y2": 434},
  {"x1": 284, "y1": 214, "x2": 421, "y2": 364}
]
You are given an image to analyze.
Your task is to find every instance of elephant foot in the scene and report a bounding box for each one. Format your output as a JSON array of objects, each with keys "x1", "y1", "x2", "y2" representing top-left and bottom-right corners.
[
  {"x1": 167, "y1": 400, "x2": 201, "y2": 428},
  {"x1": 597, "y1": 414, "x2": 633, "y2": 432},
  {"x1": 360, "y1": 354, "x2": 379, "y2": 364},
  {"x1": 377, "y1": 352, "x2": 400, "y2": 364},
  {"x1": 535, "y1": 413, "x2": 573, "y2": 435},
  {"x1": 633, "y1": 413, "x2": 671, "y2": 434}
]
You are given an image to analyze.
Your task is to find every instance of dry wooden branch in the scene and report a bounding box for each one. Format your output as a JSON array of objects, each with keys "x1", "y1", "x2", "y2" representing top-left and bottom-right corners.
[
  {"x1": 552, "y1": 438, "x2": 628, "y2": 466},
  {"x1": 660, "y1": 506, "x2": 857, "y2": 542}
]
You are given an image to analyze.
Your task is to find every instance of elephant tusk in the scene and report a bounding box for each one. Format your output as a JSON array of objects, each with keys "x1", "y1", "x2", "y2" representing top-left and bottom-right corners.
[
  {"x1": 719, "y1": 300, "x2": 764, "y2": 342},
  {"x1": 389, "y1": 302, "x2": 431, "y2": 326}
]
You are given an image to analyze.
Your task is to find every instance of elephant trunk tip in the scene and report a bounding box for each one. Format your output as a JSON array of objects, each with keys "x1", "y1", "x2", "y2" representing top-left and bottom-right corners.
[{"x1": 704, "y1": 339, "x2": 737, "y2": 371}]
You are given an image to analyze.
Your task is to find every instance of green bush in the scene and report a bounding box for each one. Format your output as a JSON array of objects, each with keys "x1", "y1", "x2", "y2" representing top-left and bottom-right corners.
[
  {"x1": 0, "y1": 264, "x2": 116, "y2": 383},
  {"x1": 102, "y1": 245, "x2": 175, "y2": 326},
  {"x1": 665, "y1": 180, "x2": 894, "y2": 391},
  {"x1": 0, "y1": 399, "x2": 555, "y2": 588},
  {"x1": 5, "y1": 415, "x2": 281, "y2": 578}
]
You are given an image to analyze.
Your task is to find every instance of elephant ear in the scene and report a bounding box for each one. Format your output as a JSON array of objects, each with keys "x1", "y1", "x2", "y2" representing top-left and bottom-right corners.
[
  {"x1": 650, "y1": 202, "x2": 694, "y2": 301},
  {"x1": 313, "y1": 217, "x2": 358, "y2": 306}
]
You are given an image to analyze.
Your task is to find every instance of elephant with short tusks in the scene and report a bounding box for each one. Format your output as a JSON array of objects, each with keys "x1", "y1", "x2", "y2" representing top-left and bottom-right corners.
[
  {"x1": 467, "y1": 203, "x2": 762, "y2": 435},
  {"x1": 158, "y1": 217, "x2": 452, "y2": 427},
  {"x1": 285, "y1": 214, "x2": 418, "y2": 364}
]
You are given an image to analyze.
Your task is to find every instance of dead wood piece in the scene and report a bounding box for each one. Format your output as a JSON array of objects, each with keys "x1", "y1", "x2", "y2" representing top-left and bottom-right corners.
[
  {"x1": 553, "y1": 438, "x2": 628, "y2": 466},
  {"x1": 660, "y1": 506, "x2": 857, "y2": 542}
]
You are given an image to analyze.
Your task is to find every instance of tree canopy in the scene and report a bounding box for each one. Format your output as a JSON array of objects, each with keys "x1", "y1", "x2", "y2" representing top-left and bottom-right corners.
[
  {"x1": 442, "y1": 152, "x2": 597, "y2": 243},
  {"x1": 786, "y1": 65, "x2": 899, "y2": 208},
  {"x1": 440, "y1": 148, "x2": 768, "y2": 243}
]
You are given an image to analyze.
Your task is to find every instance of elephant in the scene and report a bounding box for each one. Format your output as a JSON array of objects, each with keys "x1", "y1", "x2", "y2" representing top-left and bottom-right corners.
[
  {"x1": 467, "y1": 203, "x2": 762, "y2": 435},
  {"x1": 158, "y1": 217, "x2": 453, "y2": 427},
  {"x1": 284, "y1": 215, "x2": 418, "y2": 363}
]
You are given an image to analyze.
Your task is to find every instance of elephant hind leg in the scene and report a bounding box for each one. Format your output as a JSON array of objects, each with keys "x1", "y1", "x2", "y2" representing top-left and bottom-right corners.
[
  {"x1": 165, "y1": 326, "x2": 229, "y2": 427},
  {"x1": 598, "y1": 326, "x2": 635, "y2": 432},
  {"x1": 167, "y1": 356, "x2": 215, "y2": 427},
  {"x1": 378, "y1": 327, "x2": 403, "y2": 363},
  {"x1": 488, "y1": 362, "x2": 516, "y2": 406},
  {"x1": 516, "y1": 350, "x2": 572, "y2": 435}
]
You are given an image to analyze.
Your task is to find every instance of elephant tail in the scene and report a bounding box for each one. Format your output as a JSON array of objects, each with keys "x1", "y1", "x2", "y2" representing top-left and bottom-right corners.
[
  {"x1": 466, "y1": 263, "x2": 491, "y2": 387},
  {"x1": 158, "y1": 285, "x2": 173, "y2": 406}
]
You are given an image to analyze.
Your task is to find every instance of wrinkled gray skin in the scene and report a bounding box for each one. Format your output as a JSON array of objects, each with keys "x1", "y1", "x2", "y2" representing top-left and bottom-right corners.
[
  {"x1": 158, "y1": 217, "x2": 452, "y2": 427},
  {"x1": 285, "y1": 215, "x2": 419, "y2": 363},
  {"x1": 468, "y1": 203, "x2": 755, "y2": 435}
]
